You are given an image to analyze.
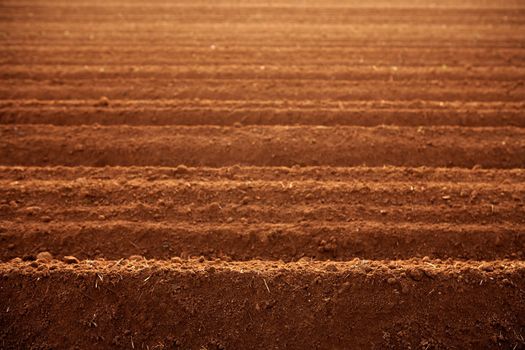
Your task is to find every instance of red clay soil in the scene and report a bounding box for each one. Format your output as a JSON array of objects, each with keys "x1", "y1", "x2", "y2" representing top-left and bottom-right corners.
[
  {"x1": 0, "y1": 166, "x2": 524, "y2": 262},
  {"x1": 1, "y1": 125, "x2": 525, "y2": 168},
  {"x1": 1, "y1": 0, "x2": 525, "y2": 348},
  {"x1": 1, "y1": 259, "x2": 525, "y2": 349},
  {"x1": 2, "y1": 221, "x2": 524, "y2": 262},
  {"x1": 2, "y1": 100, "x2": 525, "y2": 127}
]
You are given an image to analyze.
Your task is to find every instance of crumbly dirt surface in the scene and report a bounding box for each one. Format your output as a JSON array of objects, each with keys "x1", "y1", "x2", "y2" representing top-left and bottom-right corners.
[
  {"x1": 1, "y1": 259, "x2": 525, "y2": 349},
  {"x1": 2, "y1": 125, "x2": 525, "y2": 168},
  {"x1": 0, "y1": 166, "x2": 524, "y2": 262},
  {"x1": 1, "y1": 0, "x2": 525, "y2": 349}
]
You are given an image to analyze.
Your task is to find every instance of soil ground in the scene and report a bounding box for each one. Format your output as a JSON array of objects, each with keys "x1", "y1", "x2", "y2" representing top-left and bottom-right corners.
[{"x1": 0, "y1": 0, "x2": 524, "y2": 349}]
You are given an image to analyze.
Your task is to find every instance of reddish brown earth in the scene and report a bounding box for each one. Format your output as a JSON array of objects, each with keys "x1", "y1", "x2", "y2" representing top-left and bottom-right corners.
[
  {"x1": 1, "y1": 166, "x2": 524, "y2": 262},
  {"x1": 1, "y1": 0, "x2": 524, "y2": 349},
  {"x1": 2, "y1": 259, "x2": 525, "y2": 349}
]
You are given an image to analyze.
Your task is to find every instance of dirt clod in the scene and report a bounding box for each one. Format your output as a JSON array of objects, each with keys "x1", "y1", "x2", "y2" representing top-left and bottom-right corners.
[
  {"x1": 480, "y1": 263, "x2": 494, "y2": 272},
  {"x1": 19, "y1": 206, "x2": 42, "y2": 216},
  {"x1": 63, "y1": 256, "x2": 79, "y2": 264},
  {"x1": 173, "y1": 165, "x2": 190, "y2": 175},
  {"x1": 95, "y1": 96, "x2": 110, "y2": 107},
  {"x1": 36, "y1": 251, "x2": 53, "y2": 261},
  {"x1": 408, "y1": 268, "x2": 424, "y2": 281},
  {"x1": 325, "y1": 264, "x2": 338, "y2": 272}
]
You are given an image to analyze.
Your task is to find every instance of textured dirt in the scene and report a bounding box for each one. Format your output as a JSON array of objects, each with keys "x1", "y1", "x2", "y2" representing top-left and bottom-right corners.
[
  {"x1": 0, "y1": 166, "x2": 524, "y2": 262},
  {"x1": 1, "y1": 259, "x2": 525, "y2": 350},
  {"x1": 1, "y1": 0, "x2": 525, "y2": 349},
  {"x1": 2, "y1": 125, "x2": 525, "y2": 168}
]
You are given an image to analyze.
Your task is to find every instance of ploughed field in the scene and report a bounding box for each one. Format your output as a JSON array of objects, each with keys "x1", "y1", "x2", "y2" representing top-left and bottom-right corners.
[{"x1": 0, "y1": 0, "x2": 524, "y2": 349}]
